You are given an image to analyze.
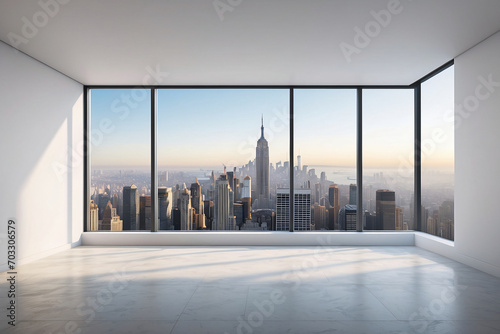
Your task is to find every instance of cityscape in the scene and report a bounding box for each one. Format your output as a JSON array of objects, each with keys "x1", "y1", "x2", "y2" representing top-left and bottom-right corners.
[{"x1": 90, "y1": 118, "x2": 454, "y2": 240}]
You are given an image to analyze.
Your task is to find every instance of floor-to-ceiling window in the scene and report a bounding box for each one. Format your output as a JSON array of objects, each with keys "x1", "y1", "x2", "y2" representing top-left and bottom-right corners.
[
  {"x1": 362, "y1": 89, "x2": 414, "y2": 231},
  {"x1": 88, "y1": 89, "x2": 151, "y2": 231},
  {"x1": 421, "y1": 65, "x2": 455, "y2": 240},
  {"x1": 294, "y1": 89, "x2": 356, "y2": 231},
  {"x1": 86, "y1": 62, "x2": 454, "y2": 240},
  {"x1": 156, "y1": 89, "x2": 289, "y2": 231}
]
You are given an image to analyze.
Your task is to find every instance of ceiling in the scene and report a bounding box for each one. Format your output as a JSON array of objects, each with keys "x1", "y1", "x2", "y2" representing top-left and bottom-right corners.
[{"x1": 1, "y1": 0, "x2": 500, "y2": 86}]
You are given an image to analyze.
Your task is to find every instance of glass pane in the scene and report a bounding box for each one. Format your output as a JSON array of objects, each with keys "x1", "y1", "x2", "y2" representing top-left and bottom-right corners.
[
  {"x1": 294, "y1": 89, "x2": 357, "y2": 231},
  {"x1": 421, "y1": 66, "x2": 454, "y2": 240},
  {"x1": 157, "y1": 89, "x2": 289, "y2": 231},
  {"x1": 89, "y1": 89, "x2": 151, "y2": 231},
  {"x1": 363, "y1": 89, "x2": 414, "y2": 231}
]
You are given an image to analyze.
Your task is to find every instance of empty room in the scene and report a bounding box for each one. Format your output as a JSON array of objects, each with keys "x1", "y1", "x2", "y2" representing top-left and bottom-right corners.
[{"x1": 1, "y1": 1, "x2": 500, "y2": 333}]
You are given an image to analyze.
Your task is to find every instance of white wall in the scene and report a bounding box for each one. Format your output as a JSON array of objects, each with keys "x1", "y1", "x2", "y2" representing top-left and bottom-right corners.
[
  {"x1": 0, "y1": 41, "x2": 83, "y2": 271},
  {"x1": 454, "y1": 31, "x2": 500, "y2": 277}
]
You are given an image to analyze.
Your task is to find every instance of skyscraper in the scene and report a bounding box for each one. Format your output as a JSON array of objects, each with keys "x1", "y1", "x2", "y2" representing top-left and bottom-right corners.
[
  {"x1": 276, "y1": 189, "x2": 311, "y2": 231},
  {"x1": 190, "y1": 178, "x2": 204, "y2": 215},
  {"x1": 89, "y1": 200, "x2": 98, "y2": 231},
  {"x1": 312, "y1": 204, "x2": 327, "y2": 230},
  {"x1": 158, "y1": 187, "x2": 172, "y2": 230},
  {"x1": 203, "y1": 200, "x2": 214, "y2": 230},
  {"x1": 100, "y1": 201, "x2": 123, "y2": 231},
  {"x1": 256, "y1": 116, "x2": 270, "y2": 209},
  {"x1": 339, "y1": 204, "x2": 357, "y2": 231},
  {"x1": 97, "y1": 192, "x2": 110, "y2": 218},
  {"x1": 328, "y1": 185, "x2": 340, "y2": 230},
  {"x1": 241, "y1": 176, "x2": 251, "y2": 198},
  {"x1": 139, "y1": 195, "x2": 152, "y2": 230},
  {"x1": 349, "y1": 184, "x2": 357, "y2": 205},
  {"x1": 241, "y1": 176, "x2": 252, "y2": 220},
  {"x1": 180, "y1": 185, "x2": 194, "y2": 230},
  {"x1": 190, "y1": 178, "x2": 206, "y2": 230},
  {"x1": 112, "y1": 194, "x2": 119, "y2": 214},
  {"x1": 226, "y1": 170, "x2": 236, "y2": 194},
  {"x1": 122, "y1": 184, "x2": 139, "y2": 230},
  {"x1": 214, "y1": 174, "x2": 230, "y2": 230},
  {"x1": 376, "y1": 189, "x2": 396, "y2": 230},
  {"x1": 314, "y1": 182, "x2": 321, "y2": 204}
]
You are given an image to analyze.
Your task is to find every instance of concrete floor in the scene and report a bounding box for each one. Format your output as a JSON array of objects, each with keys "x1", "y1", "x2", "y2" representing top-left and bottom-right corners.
[{"x1": 1, "y1": 246, "x2": 500, "y2": 333}]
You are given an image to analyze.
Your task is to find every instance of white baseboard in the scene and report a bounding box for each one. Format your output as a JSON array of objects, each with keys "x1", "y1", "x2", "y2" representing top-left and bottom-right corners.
[
  {"x1": 82, "y1": 231, "x2": 415, "y2": 246},
  {"x1": 415, "y1": 232, "x2": 500, "y2": 278},
  {"x1": 0, "y1": 239, "x2": 82, "y2": 274}
]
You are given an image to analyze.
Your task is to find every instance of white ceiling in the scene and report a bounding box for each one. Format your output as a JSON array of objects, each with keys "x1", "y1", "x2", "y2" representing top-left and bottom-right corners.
[{"x1": 1, "y1": 0, "x2": 500, "y2": 86}]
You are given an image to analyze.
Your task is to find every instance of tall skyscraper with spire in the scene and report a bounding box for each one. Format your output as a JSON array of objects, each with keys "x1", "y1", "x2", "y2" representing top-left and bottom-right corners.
[{"x1": 256, "y1": 116, "x2": 270, "y2": 209}]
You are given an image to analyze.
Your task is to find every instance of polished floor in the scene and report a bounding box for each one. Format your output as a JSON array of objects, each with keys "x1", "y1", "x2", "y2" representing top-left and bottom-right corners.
[{"x1": 2, "y1": 246, "x2": 500, "y2": 334}]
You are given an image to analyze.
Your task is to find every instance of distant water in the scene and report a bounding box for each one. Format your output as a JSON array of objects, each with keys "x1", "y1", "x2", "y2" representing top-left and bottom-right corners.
[
  {"x1": 306, "y1": 166, "x2": 356, "y2": 185},
  {"x1": 157, "y1": 165, "x2": 423, "y2": 186}
]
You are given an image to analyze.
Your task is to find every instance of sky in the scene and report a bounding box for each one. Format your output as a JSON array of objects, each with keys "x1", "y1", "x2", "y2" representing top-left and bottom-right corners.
[{"x1": 90, "y1": 68, "x2": 454, "y2": 171}]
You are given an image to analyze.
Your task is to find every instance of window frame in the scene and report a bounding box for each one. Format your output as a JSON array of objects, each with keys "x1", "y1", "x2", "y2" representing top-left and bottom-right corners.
[{"x1": 84, "y1": 60, "x2": 454, "y2": 238}]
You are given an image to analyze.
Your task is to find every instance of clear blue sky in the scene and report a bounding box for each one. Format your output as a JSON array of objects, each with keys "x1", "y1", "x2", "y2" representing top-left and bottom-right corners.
[{"x1": 90, "y1": 70, "x2": 454, "y2": 170}]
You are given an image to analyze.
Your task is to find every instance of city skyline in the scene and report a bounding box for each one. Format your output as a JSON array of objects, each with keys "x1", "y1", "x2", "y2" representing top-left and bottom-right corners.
[
  {"x1": 89, "y1": 80, "x2": 454, "y2": 240},
  {"x1": 90, "y1": 118, "x2": 454, "y2": 240}
]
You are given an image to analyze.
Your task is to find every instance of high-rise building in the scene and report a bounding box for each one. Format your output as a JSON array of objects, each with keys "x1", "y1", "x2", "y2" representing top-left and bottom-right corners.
[
  {"x1": 276, "y1": 189, "x2": 311, "y2": 231},
  {"x1": 241, "y1": 176, "x2": 252, "y2": 220},
  {"x1": 233, "y1": 177, "x2": 240, "y2": 201},
  {"x1": 97, "y1": 193, "x2": 110, "y2": 218},
  {"x1": 190, "y1": 178, "x2": 204, "y2": 215},
  {"x1": 241, "y1": 176, "x2": 251, "y2": 199},
  {"x1": 215, "y1": 174, "x2": 230, "y2": 230},
  {"x1": 158, "y1": 187, "x2": 172, "y2": 230},
  {"x1": 180, "y1": 185, "x2": 194, "y2": 230},
  {"x1": 349, "y1": 184, "x2": 357, "y2": 205},
  {"x1": 110, "y1": 216, "x2": 123, "y2": 231},
  {"x1": 297, "y1": 155, "x2": 302, "y2": 171},
  {"x1": 172, "y1": 184, "x2": 181, "y2": 210},
  {"x1": 89, "y1": 200, "x2": 99, "y2": 231},
  {"x1": 234, "y1": 202, "x2": 244, "y2": 228},
  {"x1": 190, "y1": 179, "x2": 206, "y2": 230},
  {"x1": 122, "y1": 185, "x2": 139, "y2": 230},
  {"x1": 376, "y1": 189, "x2": 396, "y2": 230},
  {"x1": 256, "y1": 117, "x2": 270, "y2": 209},
  {"x1": 312, "y1": 204, "x2": 327, "y2": 230},
  {"x1": 314, "y1": 182, "x2": 321, "y2": 205},
  {"x1": 139, "y1": 195, "x2": 152, "y2": 230},
  {"x1": 320, "y1": 172, "x2": 326, "y2": 183},
  {"x1": 203, "y1": 200, "x2": 214, "y2": 230},
  {"x1": 339, "y1": 204, "x2": 357, "y2": 231},
  {"x1": 172, "y1": 208, "x2": 181, "y2": 230},
  {"x1": 112, "y1": 194, "x2": 119, "y2": 214},
  {"x1": 328, "y1": 185, "x2": 340, "y2": 230},
  {"x1": 364, "y1": 210, "x2": 376, "y2": 230},
  {"x1": 100, "y1": 201, "x2": 123, "y2": 231}
]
